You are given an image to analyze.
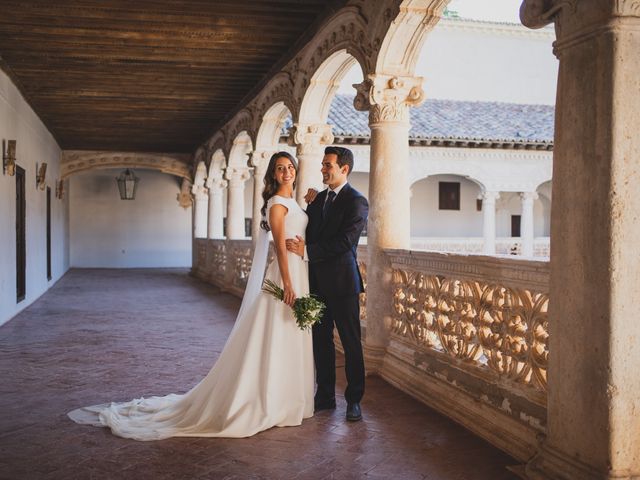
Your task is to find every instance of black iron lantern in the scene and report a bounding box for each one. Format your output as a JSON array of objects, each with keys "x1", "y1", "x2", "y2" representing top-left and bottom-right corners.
[{"x1": 116, "y1": 169, "x2": 139, "y2": 200}]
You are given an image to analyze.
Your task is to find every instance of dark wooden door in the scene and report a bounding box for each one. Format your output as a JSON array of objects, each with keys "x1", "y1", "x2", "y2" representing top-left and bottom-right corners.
[
  {"x1": 511, "y1": 215, "x2": 521, "y2": 238},
  {"x1": 47, "y1": 186, "x2": 52, "y2": 281},
  {"x1": 16, "y1": 166, "x2": 26, "y2": 302}
]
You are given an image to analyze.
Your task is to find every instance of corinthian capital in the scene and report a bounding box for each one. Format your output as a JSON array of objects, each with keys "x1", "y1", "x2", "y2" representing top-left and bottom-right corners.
[
  {"x1": 288, "y1": 123, "x2": 334, "y2": 155},
  {"x1": 225, "y1": 166, "x2": 252, "y2": 186},
  {"x1": 249, "y1": 150, "x2": 273, "y2": 174},
  {"x1": 353, "y1": 74, "x2": 425, "y2": 125}
]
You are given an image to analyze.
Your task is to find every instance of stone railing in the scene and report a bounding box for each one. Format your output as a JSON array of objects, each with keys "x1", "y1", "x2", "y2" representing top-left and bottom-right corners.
[
  {"x1": 380, "y1": 249, "x2": 549, "y2": 459},
  {"x1": 193, "y1": 238, "x2": 262, "y2": 297},
  {"x1": 192, "y1": 238, "x2": 549, "y2": 460}
]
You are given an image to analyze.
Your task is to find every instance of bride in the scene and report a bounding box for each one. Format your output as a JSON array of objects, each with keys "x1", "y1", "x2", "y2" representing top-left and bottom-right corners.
[{"x1": 68, "y1": 151, "x2": 314, "y2": 440}]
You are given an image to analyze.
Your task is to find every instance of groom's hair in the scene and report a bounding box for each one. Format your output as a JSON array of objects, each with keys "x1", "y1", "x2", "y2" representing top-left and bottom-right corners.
[{"x1": 325, "y1": 146, "x2": 354, "y2": 175}]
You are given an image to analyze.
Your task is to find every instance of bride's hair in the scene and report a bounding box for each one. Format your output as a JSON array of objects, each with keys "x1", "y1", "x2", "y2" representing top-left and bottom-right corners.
[{"x1": 260, "y1": 151, "x2": 298, "y2": 231}]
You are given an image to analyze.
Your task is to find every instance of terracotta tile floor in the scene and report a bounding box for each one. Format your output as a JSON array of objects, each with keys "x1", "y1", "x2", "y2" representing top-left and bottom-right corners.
[{"x1": 0, "y1": 269, "x2": 520, "y2": 480}]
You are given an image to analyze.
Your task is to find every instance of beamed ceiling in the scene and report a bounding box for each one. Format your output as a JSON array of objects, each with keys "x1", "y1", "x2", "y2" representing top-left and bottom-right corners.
[{"x1": 0, "y1": 0, "x2": 349, "y2": 153}]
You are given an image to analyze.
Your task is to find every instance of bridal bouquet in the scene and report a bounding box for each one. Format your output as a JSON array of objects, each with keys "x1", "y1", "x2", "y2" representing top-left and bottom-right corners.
[{"x1": 262, "y1": 279, "x2": 325, "y2": 331}]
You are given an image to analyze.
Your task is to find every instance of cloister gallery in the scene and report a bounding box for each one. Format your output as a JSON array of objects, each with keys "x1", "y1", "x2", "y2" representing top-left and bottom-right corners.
[{"x1": 1, "y1": 1, "x2": 639, "y2": 479}]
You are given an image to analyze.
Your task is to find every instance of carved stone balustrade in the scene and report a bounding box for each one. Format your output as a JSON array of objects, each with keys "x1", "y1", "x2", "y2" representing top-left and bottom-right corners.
[
  {"x1": 192, "y1": 239, "x2": 550, "y2": 461},
  {"x1": 382, "y1": 248, "x2": 548, "y2": 461}
]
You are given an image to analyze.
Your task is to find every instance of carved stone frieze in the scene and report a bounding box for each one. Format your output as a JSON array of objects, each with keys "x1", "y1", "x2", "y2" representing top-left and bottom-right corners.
[
  {"x1": 288, "y1": 123, "x2": 334, "y2": 155},
  {"x1": 353, "y1": 74, "x2": 425, "y2": 125}
]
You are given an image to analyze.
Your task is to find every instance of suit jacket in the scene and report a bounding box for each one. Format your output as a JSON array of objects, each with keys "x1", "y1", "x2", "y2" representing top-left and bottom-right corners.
[{"x1": 306, "y1": 183, "x2": 368, "y2": 299}]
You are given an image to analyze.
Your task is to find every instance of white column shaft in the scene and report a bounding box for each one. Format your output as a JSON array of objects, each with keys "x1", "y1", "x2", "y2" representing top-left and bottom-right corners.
[{"x1": 482, "y1": 192, "x2": 499, "y2": 255}]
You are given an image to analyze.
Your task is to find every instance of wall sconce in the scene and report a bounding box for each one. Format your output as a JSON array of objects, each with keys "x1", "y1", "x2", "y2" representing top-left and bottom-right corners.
[
  {"x1": 36, "y1": 163, "x2": 47, "y2": 190},
  {"x1": 3, "y1": 139, "x2": 16, "y2": 176},
  {"x1": 116, "y1": 169, "x2": 139, "y2": 200},
  {"x1": 55, "y1": 179, "x2": 65, "y2": 200}
]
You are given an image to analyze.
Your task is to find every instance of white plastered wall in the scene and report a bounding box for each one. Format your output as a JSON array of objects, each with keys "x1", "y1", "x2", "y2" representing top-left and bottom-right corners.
[
  {"x1": 0, "y1": 69, "x2": 69, "y2": 326},
  {"x1": 69, "y1": 169, "x2": 191, "y2": 267}
]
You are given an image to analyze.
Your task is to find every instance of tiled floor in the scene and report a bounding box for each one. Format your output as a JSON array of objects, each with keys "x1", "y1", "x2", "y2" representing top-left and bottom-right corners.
[{"x1": 0, "y1": 269, "x2": 520, "y2": 480}]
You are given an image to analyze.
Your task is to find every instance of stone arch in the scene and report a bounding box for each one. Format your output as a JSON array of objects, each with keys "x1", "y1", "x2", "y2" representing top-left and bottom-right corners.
[
  {"x1": 256, "y1": 102, "x2": 292, "y2": 151},
  {"x1": 254, "y1": 72, "x2": 297, "y2": 125},
  {"x1": 228, "y1": 131, "x2": 254, "y2": 168},
  {"x1": 410, "y1": 170, "x2": 487, "y2": 192},
  {"x1": 298, "y1": 49, "x2": 365, "y2": 125},
  {"x1": 208, "y1": 149, "x2": 226, "y2": 177},
  {"x1": 207, "y1": 132, "x2": 226, "y2": 164},
  {"x1": 292, "y1": 6, "x2": 373, "y2": 116},
  {"x1": 375, "y1": 0, "x2": 449, "y2": 76},
  {"x1": 60, "y1": 150, "x2": 192, "y2": 180},
  {"x1": 225, "y1": 109, "x2": 257, "y2": 155}
]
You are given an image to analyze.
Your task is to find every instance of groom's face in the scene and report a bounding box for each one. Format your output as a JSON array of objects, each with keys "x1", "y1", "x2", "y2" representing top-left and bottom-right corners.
[{"x1": 321, "y1": 154, "x2": 348, "y2": 189}]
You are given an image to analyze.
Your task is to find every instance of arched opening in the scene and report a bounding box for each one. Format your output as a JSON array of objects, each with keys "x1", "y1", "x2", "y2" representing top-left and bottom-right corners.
[{"x1": 206, "y1": 149, "x2": 228, "y2": 239}]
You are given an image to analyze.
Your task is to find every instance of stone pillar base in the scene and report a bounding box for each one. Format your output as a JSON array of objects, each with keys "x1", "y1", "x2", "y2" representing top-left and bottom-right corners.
[{"x1": 524, "y1": 444, "x2": 632, "y2": 480}]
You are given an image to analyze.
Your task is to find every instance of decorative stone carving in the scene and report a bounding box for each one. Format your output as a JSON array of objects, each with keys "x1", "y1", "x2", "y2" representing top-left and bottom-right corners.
[
  {"x1": 353, "y1": 74, "x2": 425, "y2": 124},
  {"x1": 614, "y1": 0, "x2": 640, "y2": 15},
  {"x1": 390, "y1": 267, "x2": 549, "y2": 392},
  {"x1": 288, "y1": 123, "x2": 334, "y2": 155},
  {"x1": 177, "y1": 178, "x2": 193, "y2": 209},
  {"x1": 224, "y1": 166, "x2": 252, "y2": 186}
]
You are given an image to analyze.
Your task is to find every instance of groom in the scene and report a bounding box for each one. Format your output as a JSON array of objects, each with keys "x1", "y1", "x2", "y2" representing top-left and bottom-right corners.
[{"x1": 286, "y1": 146, "x2": 368, "y2": 422}]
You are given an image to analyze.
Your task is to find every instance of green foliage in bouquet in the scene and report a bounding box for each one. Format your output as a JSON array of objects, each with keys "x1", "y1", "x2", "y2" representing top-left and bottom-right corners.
[{"x1": 262, "y1": 279, "x2": 325, "y2": 331}]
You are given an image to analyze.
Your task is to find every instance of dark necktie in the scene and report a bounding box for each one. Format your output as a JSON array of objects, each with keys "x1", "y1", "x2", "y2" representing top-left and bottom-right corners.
[{"x1": 322, "y1": 190, "x2": 336, "y2": 219}]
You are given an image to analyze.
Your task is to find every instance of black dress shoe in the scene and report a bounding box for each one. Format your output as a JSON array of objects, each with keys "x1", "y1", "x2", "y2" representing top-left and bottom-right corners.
[
  {"x1": 346, "y1": 402, "x2": 362, "y2": 422},
  {"x1": 314, "y1": 399, "x2": 336, "y2": 412}
]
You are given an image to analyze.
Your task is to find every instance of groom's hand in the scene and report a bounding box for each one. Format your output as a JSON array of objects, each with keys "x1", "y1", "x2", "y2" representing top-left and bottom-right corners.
[
  {"x1": 304, "y1": 188, "x2": 318, "y2": 204},
  {"x1": 286, "y1": 235, "x2": 305, "y2": 257}
]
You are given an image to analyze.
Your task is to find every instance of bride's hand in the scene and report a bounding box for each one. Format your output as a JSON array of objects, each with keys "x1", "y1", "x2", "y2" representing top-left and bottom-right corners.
[{"x1": 283, "y1": 283, "x2": 296, "y2": 307}]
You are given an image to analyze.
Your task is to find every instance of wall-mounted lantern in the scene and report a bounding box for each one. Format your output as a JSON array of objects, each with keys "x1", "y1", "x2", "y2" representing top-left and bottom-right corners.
[
  {"x1": 116, "y1": 169, "x2": 139, "y2": 200},
  {"x1": 3, "y1": 139, "x2": 16, "y2": 176},
  {"x1": 55, "y1": 179, "x2": 65, "y2": 200},
  {"x1": 36, "y1": 162, "x2": 47, "y2": 190}
]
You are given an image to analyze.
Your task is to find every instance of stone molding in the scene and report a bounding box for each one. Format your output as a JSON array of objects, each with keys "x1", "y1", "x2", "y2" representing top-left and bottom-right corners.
[
  {"x1": 61, "y1": 150, "x2": 191, "y2": 180},
  {"x1": 385, "y1": 248, "x2": 550, "y2": 291}
]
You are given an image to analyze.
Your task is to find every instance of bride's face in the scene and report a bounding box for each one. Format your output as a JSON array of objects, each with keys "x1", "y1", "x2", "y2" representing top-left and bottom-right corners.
[{"x1": 273, "y1": 157, "x2": 296, "y2": 187}]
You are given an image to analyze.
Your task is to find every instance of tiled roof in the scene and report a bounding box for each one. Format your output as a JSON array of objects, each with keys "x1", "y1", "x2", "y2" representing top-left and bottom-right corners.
[{"x1": 326, "y1": 94, "x2": 554, "y2": 145}]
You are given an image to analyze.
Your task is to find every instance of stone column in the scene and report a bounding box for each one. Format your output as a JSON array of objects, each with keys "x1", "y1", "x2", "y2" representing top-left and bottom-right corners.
[
  {"x1": 481, "y1": 191, "x2": 499, "y2": 255},
  {"x1": 520, "y1": 191, "x2": 537, "y2": 257},
  {"x1": 289, "y1": 123, "x2": 334, "y2": 206},
  {"x1": 192, "y1": 184, "x2": 209, "y2": 239},
  {"x1": 249, "y1": 150, "x2": 272, "y2": 242},
  {"x1": 520, "y1": 1, "x2": 640, "y2": 479},
  {"x1": 224, "y1": 167, "x2": 251, "y2": 240},
  {"x1": 353, "y1": 74, "x2": 424, "y2": 372},
  {"x1": 206, "y1": 174, "x2": 227, "y2": 239}
]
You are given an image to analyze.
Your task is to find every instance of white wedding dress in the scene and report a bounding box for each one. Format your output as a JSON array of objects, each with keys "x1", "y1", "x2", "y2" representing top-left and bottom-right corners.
[{"x1": 68, "y1": 195, "x2": 314, "y2": 440}]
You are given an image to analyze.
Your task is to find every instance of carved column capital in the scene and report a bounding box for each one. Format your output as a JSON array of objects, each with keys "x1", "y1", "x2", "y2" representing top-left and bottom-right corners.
[
  {"x1": 224, "y1": 166, "x2": 252, "y2": 186},
  {"x1": 287, "y1": 123, "x2": 334, "y2": 156},
  {"x1": 482, "y1": 191, "x2": 501, "y2": 202},
  {"x1": 249, "y1": 150, "x2": 272, "y2": 176},
  {"x1": 520, "y1": 191, "x2": 539, "y2": 203},
  {"x1": 353, "y1": 74, "x2": 425, "y2": 125},
  {"x1": 191, "y1": 184, "x2": 209, "y2": 201}
]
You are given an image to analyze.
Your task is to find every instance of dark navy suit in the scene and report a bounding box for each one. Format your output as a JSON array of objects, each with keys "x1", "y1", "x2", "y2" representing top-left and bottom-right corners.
[{"x1": 306, "y1": 183, "x2": 368, "y2": 405}]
